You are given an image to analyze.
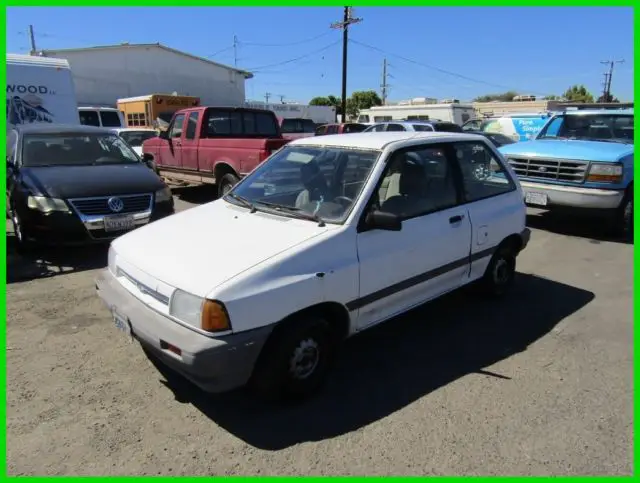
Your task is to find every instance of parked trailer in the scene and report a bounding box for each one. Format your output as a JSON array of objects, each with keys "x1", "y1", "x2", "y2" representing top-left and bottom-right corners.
[
  {"x1": 6, "y1": 53, "x2": 80, "y2": 128},
  {"x1": 117, "y1": 94, "x2": 201, "y2": 130},
  {"x1": 357, "y1": 102, "x2": 475, "y2": 125}
]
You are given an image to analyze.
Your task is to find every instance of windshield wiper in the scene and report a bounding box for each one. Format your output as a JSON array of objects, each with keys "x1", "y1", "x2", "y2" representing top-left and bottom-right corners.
[
  {"x1": 226, "y1": 192, "x2": 257, "y2": 213},
  {"x1": 254, "y1": 200, "x2": 326, "y2": 227}
]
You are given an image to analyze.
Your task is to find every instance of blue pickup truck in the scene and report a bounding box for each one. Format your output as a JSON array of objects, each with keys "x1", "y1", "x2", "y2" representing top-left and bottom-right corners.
[{"x1": 498, "y1": 108, "x2": 634, "y2": 239}]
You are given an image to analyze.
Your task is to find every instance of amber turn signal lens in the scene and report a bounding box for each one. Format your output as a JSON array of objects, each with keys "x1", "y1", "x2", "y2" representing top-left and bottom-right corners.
[{"x1": 201, "y1": 300, "x2": 231, "y2": 332}]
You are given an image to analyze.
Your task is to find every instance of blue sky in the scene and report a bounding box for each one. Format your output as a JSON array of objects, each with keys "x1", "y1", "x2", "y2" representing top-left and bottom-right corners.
[{"x1": 6, "y1": 7, "x2": 635, "y2": 103}]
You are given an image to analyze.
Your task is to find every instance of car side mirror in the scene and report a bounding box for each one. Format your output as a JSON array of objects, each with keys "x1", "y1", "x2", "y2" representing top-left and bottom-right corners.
[
  {"x1": 365, "y1": 210, "x2": 402, "y2": 231},
  {"x1": 142, "y1": 153, "x2": 155, "y2": 169}
]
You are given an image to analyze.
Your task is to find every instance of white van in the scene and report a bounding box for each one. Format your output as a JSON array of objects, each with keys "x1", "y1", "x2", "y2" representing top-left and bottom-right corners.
[
  {"x1": 6, "y1": 53, "x2": 80, "y2": 127},
  {"x1": 462, "y1": 113, "x2": 552, "y2": 142},
  {"x1": 78, "y1": 106, "x2": 125, "y2": 128}
]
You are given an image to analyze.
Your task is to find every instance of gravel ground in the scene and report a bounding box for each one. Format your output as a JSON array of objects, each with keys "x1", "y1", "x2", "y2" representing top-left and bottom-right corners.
[{"x1": 6, "y1": 188, "x2": 633, "y2": 475}]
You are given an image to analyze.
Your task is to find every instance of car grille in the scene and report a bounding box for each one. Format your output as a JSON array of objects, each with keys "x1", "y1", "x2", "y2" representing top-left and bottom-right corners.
[
  {"x1": 506, "y1": 156, "x2": 589, "y2": 183},
  {"x1": 68, "y1": 194, "x2": 153, "y2": 216}
]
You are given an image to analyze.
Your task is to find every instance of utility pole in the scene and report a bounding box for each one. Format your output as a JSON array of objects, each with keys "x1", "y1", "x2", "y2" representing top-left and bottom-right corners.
[
  {"x1": 278, "y1": 95, "x2": 285, "y2": 104},
  {"x1": 264, "y1": 92, "x2": 271, "y2": 104},
  {"x1": 600, "y1": 59, "x2": 624, "y2": 102},
  {"x1": 28, "y1": 25, "x2": 37, "y2": 55},
  {"x1": 233, "y1": 35, "x2": 238, "y2": 67},
  {"x1": 331, "y1": 7, "x2": 362, "y2": 122},
  {"x1": 381, "y1": 58, "x2": 388, "y2": 105}
]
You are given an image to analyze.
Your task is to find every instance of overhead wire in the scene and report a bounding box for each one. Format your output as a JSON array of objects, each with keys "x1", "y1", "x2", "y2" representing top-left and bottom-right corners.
[
  {"x1": 349, "y1": 38, "x2": 554, "y2": 97},
  {"x1": 239, "y1": 30, "x2": 335, "y2": 47},
  {"x1": 246, "y1": 39, "x2": 341, "y2": 72}
]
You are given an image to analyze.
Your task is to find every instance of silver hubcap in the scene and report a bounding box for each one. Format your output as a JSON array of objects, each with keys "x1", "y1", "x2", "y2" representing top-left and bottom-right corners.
[
  {"x1": 289, "y1": 338, "x2": 320, "y2": 380},
  {"x1": 493, "y1": 258, "x2": 510, "y2": 285}
]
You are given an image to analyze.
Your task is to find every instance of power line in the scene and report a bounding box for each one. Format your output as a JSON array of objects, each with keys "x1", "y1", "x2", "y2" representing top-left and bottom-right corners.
[
  {"x1": 207, "y1": 45, "x2": 234, "y2": 58},
  {"x1": 331, "y1": 7, "x2": 363, "y2": 121},
  {"x1": 246, "y1": 39, "x2": 341, "y2": 72},
  {"x1": 600, "y1": 59, "x2": 624, "y2": 101},
  {"x1": 349, "y1": 37, "x2": 553, "y2": 97},
  {"x1": 239, "y1": 30, "x2": 334, "y2": 47}
]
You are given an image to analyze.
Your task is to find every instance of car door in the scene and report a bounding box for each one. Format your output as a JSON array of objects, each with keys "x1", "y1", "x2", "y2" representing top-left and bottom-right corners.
[
  {"x1": 158, "y1": 112, "x2": 186, "y2": 169},
  {"x1": 180, "y1": 111, "x2": 200, "y2": 171},
  {"x1": 353, "y1": 142, "x2": 472, "y2": 331},
  {"x1": 448, "y1": 140, "x2": 522, "y2": 281}
]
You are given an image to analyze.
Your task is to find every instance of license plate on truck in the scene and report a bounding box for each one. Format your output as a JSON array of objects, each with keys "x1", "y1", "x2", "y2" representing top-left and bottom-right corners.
[
  {"x1": 104, "y1": 215, "x2": 135, "y2": 232},
  {"x1": 525, "y1": 191, "x2": 548, "y2": 206}
]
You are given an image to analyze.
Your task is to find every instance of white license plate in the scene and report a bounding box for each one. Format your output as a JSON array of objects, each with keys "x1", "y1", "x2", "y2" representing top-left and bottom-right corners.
[
  {"x1": 104, "y1": 215, "x2": 135, "y2": 232},
  {"x1": 525, "y1": 191, "x2": 548, "y2": 206},
  {"x1": 112, "y1": 308, "x2": 132, "y2": 339}
]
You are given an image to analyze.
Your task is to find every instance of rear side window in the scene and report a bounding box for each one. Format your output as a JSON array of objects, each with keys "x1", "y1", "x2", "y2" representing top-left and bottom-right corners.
[
  {"x1": 315, "y1": 125, "x2": 327, "y2": 136},
  {"x1": 434, "y1": 123, "x2": 463, "y2": 133},
  {"x1": 326, "y1": 125, "x2": 339, "y2": 135},
  {"x1": 79, "y1": 111, "x2": 100, "y2": 127},
  {"x1": 185, "y1": 111, "x2": 200, "y2": 139},
  {"x1": 281, "y1": 118, "x2": 315, "y2": 133},
  {"x1": 343, "y1": 123, "x2": 366, "y2": 133},
  {"x1": 100, "y1": 111, "x2": 122, "y2": 127},
  {"x1": 206, "y1": 110, "x2": 278, "y2": 137},
  {"x1": 412, "y1": 124, "x2": 433, "y2": 132},
  {"x1": 386, "y1": 124, "x2": 405, "y2": 132},
  {"x1": 452, "y1": 141, "x2": 516, "y2": 202}
]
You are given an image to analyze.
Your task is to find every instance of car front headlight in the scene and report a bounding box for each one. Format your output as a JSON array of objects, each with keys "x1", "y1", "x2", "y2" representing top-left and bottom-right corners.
[
  {"x1": 155, "y1": 186, "x2": 173, "y2": 203},
  {"x1": 169, "y1": 289, "x2": 231, "y2": 333},
  {"x1": 27, "y1": 196, "x2": 69, "y2": 213},
  {"x1": 587, "y1": 163, "x2": 623, "y2": 183}
]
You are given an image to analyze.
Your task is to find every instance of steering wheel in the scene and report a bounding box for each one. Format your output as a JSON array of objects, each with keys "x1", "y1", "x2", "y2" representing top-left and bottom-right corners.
[{"x1": 334, "y1": 196, "x2": 353, "y2": 207}]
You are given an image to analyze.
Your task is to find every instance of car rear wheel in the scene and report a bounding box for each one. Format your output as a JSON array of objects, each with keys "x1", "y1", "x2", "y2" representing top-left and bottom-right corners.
[
  {"x1": 249, "y1": 315, "x2": 338, "y2": 402},
  {"x1": 479, "y1": 243, "x2": 517, "y2": 297},
  {"x1": 218, "y1": 173, "x2": 240, "y2": 198}
]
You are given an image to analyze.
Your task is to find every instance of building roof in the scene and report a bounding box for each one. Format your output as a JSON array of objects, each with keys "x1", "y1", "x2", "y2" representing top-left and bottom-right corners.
[
  {"x1": 7, "y1": 53, "x2": 71, "y2": 69},
  {"x1": 39, "y1": 43, "x2": 254, "y2": 79},
  {"x1": 289, "y1": 131, "x2": 486, "y2": 151}
]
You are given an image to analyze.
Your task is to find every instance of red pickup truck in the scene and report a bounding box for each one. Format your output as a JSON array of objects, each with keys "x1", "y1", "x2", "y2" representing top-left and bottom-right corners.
[{"x1": 142, "y1": 106, "x2": 290, "y2": 197}]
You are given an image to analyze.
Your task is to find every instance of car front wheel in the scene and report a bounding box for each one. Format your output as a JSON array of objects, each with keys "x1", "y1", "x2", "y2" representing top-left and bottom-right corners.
[
  {"x1": 249, "y1": 315, "x2": 338, "y2": 402},
  {"x1": 479, "y1": 244, "x2": 517, "y2": 297}
]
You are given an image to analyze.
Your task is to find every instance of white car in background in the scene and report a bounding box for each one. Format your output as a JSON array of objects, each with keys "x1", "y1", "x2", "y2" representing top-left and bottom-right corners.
[
  {"x1": 111, "y1": 128, "x2": 159, "y2": 156},
  {"x1": 96, "y1": 131, "x2": 530, "y2": 401}
]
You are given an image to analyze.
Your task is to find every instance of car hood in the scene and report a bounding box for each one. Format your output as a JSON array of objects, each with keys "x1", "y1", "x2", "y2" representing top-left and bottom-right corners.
[
  {"x1": 111, "y1": 200, "x2": 332, "y2": 298},
  {"x1": 498, "y1": 139, "x2": 633, "y2": 162},
  {"x1": 21, "y1": 164, "x2": 165, "y2": 199}
]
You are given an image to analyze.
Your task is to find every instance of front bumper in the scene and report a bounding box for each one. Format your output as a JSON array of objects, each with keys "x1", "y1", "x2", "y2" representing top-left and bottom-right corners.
[
  {"x1": 95, "y1": 269, "x2": 272, "y2": 393},
  {"x1": 520, "y1": 181, "x2": 624, "y2": 210},
  {"x1": 20, "y1": 200, "x2": 174, "y2": 246}
]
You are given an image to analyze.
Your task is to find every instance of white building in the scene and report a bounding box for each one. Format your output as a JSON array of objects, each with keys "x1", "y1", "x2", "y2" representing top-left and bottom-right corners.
[{"x1": 38, "y1": 43, "x2": 253, "y2": 108}]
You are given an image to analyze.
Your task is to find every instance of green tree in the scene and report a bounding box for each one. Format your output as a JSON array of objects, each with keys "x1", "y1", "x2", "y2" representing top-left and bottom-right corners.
[
  {"x1": 563, "y1": 85, "x2": 595, "y2": 103},
  {"x1": 473, "y1": 91, "x2": 519, "y2": 102},
  {"x1": 597, "y1": 93, "x2": 620, "y2": 103},
  {"x1": 309, "y1": 96, "x2": 332, "y2": 106},
  {"x1": 543, "y1": 95, "x2": 561, "y2": 100}
]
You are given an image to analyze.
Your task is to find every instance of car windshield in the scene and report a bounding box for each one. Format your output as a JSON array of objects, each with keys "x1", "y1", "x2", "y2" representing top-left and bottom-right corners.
[
  {"x1": 281, "y1": 118, "x2": 316, "y2": 134},
  {"x1": 22, "y1": 132, "x2": 141, "y2": 167},
  {"x1": 118, "y1": 130, "x2": 158, "y2": 147},
  {"x1": 227, "y1": 145, "x2": 380, "y2": 224},
  {"x1": 537, "y1": 113, "x2": 634, "y2": 143}
]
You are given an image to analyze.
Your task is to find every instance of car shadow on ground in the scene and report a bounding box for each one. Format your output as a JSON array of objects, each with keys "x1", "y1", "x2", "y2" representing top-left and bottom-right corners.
[
  {"x1": 172, "y1": 185, "x2": 219, "y2": 205},
  {"x1": 526, "y1": 210, "x2": 631, "y2": 245},
  {"x1": 148, "y1": 272, "x2": 594, "y2": 451},
  {"x1": 6, "y1": 233, "x2": 108, "y2": 284}
]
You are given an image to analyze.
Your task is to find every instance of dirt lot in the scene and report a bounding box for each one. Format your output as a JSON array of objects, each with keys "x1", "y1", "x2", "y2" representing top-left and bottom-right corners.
[{"x1": 6, "y1": 188, "x2": 633, "y2": 476}]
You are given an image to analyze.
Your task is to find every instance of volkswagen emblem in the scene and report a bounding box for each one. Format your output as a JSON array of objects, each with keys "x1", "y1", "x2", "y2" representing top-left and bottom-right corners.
[{"x1": 107, "y1": 196, "x2": 124, "y2": 213}]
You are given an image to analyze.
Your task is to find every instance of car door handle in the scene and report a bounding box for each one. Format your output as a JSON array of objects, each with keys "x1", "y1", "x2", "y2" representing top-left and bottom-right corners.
[{"x1": 449, "y1": 215, "x2": 464, "y2": 224}]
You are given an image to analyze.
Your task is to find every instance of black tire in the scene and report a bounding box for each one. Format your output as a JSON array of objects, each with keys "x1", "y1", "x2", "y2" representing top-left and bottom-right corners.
[
  {"x1": 9, "y1": 206, "x2": 34, "y2": 255},
  {"x1": 479, "y1": 243, "x2": 517, "y2": 297},
  {"x1": 610, "y1": 186, "x2": 633, "y2": 241},
  {"x1": 249, "y1": 315, "x2": 338, "y2": 402},
  {"x1": 218, "y1": 173, "x2": 240, "y2": 198}
]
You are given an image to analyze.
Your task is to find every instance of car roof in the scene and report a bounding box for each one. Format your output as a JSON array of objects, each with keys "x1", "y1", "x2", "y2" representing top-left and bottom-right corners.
[
  {"x1": 13, "y1": 123, "x2": 116, "y2": 135},
  {"x1": 289, "y1": 131, "x2": 487, "y2": 150},
  {"x1": 111, "y1": 127, "x2": 157, "y2": 132},
  {"x1": 561, "y1": 108, "x2": 634, "y2": 116}
]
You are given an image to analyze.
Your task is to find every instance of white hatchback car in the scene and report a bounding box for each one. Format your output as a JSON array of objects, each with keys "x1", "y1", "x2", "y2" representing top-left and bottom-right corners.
[{"x1": 96, "y1": 131, "x2": 530, "y2": 401}]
